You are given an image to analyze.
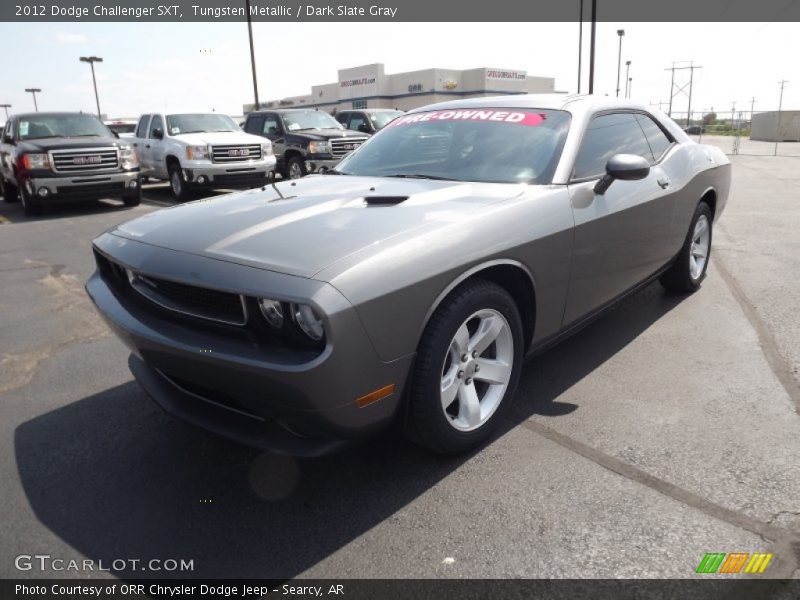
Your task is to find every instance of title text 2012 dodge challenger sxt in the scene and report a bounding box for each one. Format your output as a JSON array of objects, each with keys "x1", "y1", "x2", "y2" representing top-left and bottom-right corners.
[{"x1": 86, "y1": 95, "x2": 730, "y2": 456}]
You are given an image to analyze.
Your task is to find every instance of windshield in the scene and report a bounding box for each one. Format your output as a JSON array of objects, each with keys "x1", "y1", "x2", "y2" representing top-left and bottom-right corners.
[
  {"x1": 336, "y1": 108, "x2": 571, "y2": 184},
  {"x1": 18, "y1": 114, "x2": 110, "y2": 140},
  {"x1": 370, "y1": 110, "x2": 404, "y2": 130},
  {"x1": 165, "y1": 114, "x2": 239, "y2": 135},
  {"x1": 282, "y1": 110, "x2": 342, "y2": 131}
]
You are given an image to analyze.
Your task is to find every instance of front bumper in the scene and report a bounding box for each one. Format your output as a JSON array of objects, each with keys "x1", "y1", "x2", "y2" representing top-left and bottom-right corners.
[
  {"x1": 85, "y1": 234, "x2": 413, "y2": 456},
  {"x1": 182, "y1": 158, "x2": 277, "y2": 189},
  {"x1": 25, "y1": 170, "x2": 140, "y2": 203}
]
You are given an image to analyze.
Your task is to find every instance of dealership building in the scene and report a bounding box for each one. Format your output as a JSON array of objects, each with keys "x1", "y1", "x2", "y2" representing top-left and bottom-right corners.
[
  {"x1": 750, "y1": 110, "x2": 800, "y2": 142},
  {"x1": 243, "y1": 62, "x2": 557, "y2": 114}
]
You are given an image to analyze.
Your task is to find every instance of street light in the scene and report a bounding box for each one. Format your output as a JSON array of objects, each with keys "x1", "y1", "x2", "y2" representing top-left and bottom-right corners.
[
  {"x1": 79, "y1": 56, "x2": 103, "y2": 118},
  {"x1": 628, "y1": 77, "x2": 633, "y2": 99},
  {"x1": 244, "y1": 0, "x2": 260, "y2": 109},
  {"x1": 625, "y1": 61, "x2": 631, "y2": 98},
  {"x1": 0, "y1": 104, "x2": 10, "y2": 119},
  {"x1": 616, "y1": 29, "x2": 625, "y2": 97},
  {"x1": 24, "y1": 88, "x2": 41, "y2": 112}
]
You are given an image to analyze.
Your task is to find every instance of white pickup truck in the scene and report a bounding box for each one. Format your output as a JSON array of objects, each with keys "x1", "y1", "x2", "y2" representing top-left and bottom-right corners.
[{"x1": 132, "y1": 112, "x2": 276, "y2": 200}]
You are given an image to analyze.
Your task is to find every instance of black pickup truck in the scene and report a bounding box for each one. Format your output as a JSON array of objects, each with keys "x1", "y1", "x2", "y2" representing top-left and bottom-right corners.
[
  {"x1": 0, "y1": 112, "x2": 141, "y2": 217},
  {"x1": 243, "y1": 108, "x2": 370, "y2": 179}
]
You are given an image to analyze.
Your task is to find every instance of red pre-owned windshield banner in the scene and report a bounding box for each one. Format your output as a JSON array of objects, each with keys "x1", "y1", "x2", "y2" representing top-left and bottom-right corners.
[{"x1": 387, "y1": 110, "x2": 546, "y2": 127}]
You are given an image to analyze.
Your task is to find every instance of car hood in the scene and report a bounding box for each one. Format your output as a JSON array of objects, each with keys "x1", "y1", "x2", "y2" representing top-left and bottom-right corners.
[
  {"x1": 170, "y1": 131, "x2": 267, "y2": 146},
  {"x1": 111, "y1": 175, "x2": 527, "y2": 278},
  {"x1": 287, "y1": 128, "x2": 368, "y2": 140},
  {"x1": 19, "y1": 136, "x2": 124, "y2": 151}
]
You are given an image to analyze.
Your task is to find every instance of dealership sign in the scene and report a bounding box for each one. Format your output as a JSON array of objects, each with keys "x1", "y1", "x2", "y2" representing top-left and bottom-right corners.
[{"x1": 486, "y1": 69, "x2": 527, "y2": 81}]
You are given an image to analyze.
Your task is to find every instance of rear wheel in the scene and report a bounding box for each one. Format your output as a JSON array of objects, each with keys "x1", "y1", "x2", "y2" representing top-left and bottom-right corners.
[
  {"x1": 406, "y1": 279, "x2": 524, "y2": 454},
  {"x1": 660, "y1": 201, "x2": 713, "y2": 293},
  {"x1": 0, "y1": 176, "x2": 19, "y2": 203}
]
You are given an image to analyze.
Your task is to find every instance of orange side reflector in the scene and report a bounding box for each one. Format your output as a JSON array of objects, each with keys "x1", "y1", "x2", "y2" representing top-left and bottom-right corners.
[{"x1": 356, "y1": 384, "x2": 395, "y2": 408}]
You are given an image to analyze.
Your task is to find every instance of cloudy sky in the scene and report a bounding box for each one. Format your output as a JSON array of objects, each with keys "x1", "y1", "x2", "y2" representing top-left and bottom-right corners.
[{"x1": 0, "y1": 21, "x2": 796, "y2": 119}]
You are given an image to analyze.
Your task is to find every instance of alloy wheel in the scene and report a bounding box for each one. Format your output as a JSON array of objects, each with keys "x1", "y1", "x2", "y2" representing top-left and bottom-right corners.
[
  {"x1": 440, "y1": 309, "x2": 514, "y2": 432},
  {"x1": 690, "y1": 214, "x2": 710, "y2": 280}
]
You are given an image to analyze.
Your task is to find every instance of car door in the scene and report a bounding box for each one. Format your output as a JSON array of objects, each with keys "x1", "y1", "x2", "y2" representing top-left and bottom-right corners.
[
  {"x1": 260, "y1": 113, "x2": 286, "y2": 163},
  {"x1": 146, "y1": 115, "x2": 167, "y2": 178},
  {"x1": 133, "y1": 115, "x2": 151, "y2": 174},
  {"x1": 563, "y1": 111, "x2": 676, "y2": 325}
]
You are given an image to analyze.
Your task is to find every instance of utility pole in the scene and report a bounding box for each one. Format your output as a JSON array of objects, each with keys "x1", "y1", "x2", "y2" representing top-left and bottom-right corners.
[
  {"x1": 25, "y1": 88, "x2": 41, "y2": 112},
  {"x1": 0, "y1": 104, "x2": 10, "y2": 120},
  {"x1": 624, "y1": 61, "x2": 631, "y2": 98},
  {"x1": 245, "y1": 0, "x2": 260, "y2": 110},
  {"x1": 588, "y1": 0, "x2": 597, "y2": 94},
  {"x1": 665, "y1": 62, "x2": 702, "y2": 122},
  {"x1": 616, "y1": 29, "x2": 625, "y2": 97},
  {"x1": 577, "y1": 0, "x2": 583, "y2": 93},
  {"x1": 774, "y1": 80, "x2": 788, "y2": 156},
  {"x1": 750, "y1": 97, "x2": 756, "y2": 123},
  {"x1": 79, "y1": 56, "x2": 103, "y2": 118}
]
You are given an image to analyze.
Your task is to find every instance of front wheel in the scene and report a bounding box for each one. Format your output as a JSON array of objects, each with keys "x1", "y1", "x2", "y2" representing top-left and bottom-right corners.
[
  {"x1": 660, "y1": 201, "x2": 713, "y2": 293},
  {"x1": 169, "y1": 163, "x2": 192, "y2": 201},
  {"x1": 19, "y1": 187, "x2": 42, "y2": 217},
  {"x1": 284, "y1": 156, "x2": 306, "y2": 180},
  {"x1": 123, "y1": 187, "x2": 141, "y2": 207},
  {"x1": 406, "y1": 279, "x2": 524, "y2": 454},
  {"x1": 1, "y1": 176, "x2": 19, "y2": 203}
]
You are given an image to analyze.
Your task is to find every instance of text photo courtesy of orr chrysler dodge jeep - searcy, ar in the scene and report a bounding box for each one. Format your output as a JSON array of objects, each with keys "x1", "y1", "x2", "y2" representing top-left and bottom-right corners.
[{"x1": 86, "y1": 94, "x2": 730, "y2": 457}]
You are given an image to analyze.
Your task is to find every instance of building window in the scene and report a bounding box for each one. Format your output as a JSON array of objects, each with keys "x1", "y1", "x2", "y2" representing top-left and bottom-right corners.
[{"x1": 352, "y1": 100, "x2": 368, "y2": 109}]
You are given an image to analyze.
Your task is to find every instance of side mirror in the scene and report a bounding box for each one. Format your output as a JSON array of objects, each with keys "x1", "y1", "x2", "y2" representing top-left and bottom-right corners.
[
  {"x1": 358, "y1": 124, "x2": 370, "y2": 133},
  {"x1": 152, "y1": 128, "x2": 164, "y2": 140},
  {"x1": 594, "y1": 153, "x2": 650, "y2": 195}
]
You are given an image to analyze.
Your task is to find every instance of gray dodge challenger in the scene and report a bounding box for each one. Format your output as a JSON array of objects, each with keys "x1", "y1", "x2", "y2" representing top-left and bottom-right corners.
[{"x1": 86, "y1": 94, "x2": 731, "y2": 455}]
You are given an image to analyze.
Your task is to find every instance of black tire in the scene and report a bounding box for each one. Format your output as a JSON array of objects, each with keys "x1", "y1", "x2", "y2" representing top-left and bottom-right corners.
[
  {"x1": 19, "y1": 187, "x2": 42, "y2": 217},
  {"x1": 1, "y1": 176, "x2": 19, "y2": 203},
  {"x1": 406, "y1": 279, "x2": 524, "y2": 455},
  {"x1": 168, "y1": 162, "x2": 192, "y2": 201},
  {"x1": 660, "y1": 201, "x2": 713, "y2": 293},
  {"x1": 123, "y1": 187, "x2": 142, "y2": 207},
  {"x1": 284, "y1": 156, "x2": 306, "y2": 180}
]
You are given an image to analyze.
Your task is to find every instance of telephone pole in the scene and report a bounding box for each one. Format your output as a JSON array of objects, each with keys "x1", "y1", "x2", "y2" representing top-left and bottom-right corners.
[
  {"x1": 588, "y1": 0, "x2": 597, "y2": 94},
  {"x1": 244, "y1": 0, "x2": 260, "y2": 109},
  {"x1": 665, "y1": 62, "x2": 702, "y2": 122},
  {"x1": 774, "y1": 80, "x2": 788, "y2": 156}
]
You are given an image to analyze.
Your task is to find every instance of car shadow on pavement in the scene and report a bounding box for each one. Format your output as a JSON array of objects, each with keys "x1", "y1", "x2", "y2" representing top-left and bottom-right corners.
[
  {"x1": 14, "y1": 282, "x2": 684, "y2": 579},
  {"x1": 0, "y1": 198, "x2": 137, "y2": 222}
]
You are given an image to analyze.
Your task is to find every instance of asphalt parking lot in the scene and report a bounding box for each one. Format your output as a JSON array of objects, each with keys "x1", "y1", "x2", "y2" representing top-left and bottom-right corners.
[{"x1": 0, "y1": 154, "x2": 799, "y2": 580}]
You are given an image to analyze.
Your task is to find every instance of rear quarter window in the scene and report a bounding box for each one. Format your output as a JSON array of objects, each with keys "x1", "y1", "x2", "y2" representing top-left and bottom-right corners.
[{"x1": 635, "y1": 114, "x2": 673, "y2": 162}]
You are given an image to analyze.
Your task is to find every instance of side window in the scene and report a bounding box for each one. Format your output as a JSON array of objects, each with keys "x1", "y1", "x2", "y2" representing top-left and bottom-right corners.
[
  {"x1": 135, "y1": 115, "x2": 150, "y2": 139},
  {"x1": 148, "y1": 115, "x2": 163, "y2": 138},
  {"x1": 572, "y1": 113, "x2": 654, "y2": 180},
  {"x1": 3, "y1": 120, "x2": 13, "y2": 140},
  {"x1": 348, "y1": 113, "x2": 370, "y2": 133},
  {"x1": 635, "y1": 114, "x2": 673, "y2": 163},
  {"x1": 335, "y1": 112, "x2": 349, "y2": 125},
  {"x1": 244, "y1": 115, "x2": 264, "y2": 135},
  {"x1": 262, "y1": 115, "x2": 280, "y2": 136}
]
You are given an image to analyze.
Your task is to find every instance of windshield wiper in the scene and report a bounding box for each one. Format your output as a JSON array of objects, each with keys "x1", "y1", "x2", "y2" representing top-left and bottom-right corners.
[
  {"x1": 384, "y1": 173, "x2": 461, "y2": 181},
  {"x1": 70, "y1": 134, "x2": 103, "y2": 137},
  {"x1": 324, "y1": 169, "x2": 349, "y2": 175}
]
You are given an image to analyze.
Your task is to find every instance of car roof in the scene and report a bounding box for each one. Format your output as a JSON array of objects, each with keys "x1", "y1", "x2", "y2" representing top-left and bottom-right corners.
[{"x1": 410, "y1": 94, "x2": 655, "y2": 116}]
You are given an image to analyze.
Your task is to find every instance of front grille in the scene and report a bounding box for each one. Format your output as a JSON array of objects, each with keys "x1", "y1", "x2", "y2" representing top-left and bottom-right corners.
[
  {"x1": 330, "y1": 136, "x2": 369, "y2": 158},
  {"x1": 213, "y1": 172, "x2": 265, "y2": 185},
  {"x1": 211, "y1": 144, "x2": 262, "y2": 163},
  {"x1": 50, "y1": 147, "x2": 119, "y2": 173},
  {"x1": 56, "y1": 181, "x2": 125, "y2": 198},
  {"x1": 95, "y1": 252, "x2": 247, "y2": 326}
]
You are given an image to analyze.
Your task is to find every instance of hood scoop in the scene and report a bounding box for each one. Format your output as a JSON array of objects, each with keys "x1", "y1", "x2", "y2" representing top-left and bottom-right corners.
[{"x1": 364, "y1": 195, "x2": 409, "y2": 206}]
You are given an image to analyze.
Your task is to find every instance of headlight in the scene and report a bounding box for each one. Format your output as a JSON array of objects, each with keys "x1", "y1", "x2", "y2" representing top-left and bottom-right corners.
[
  {"x1": 258, "y1": 298, "x2": 284, "y2": 329},
  {"x1": 308, "y1": 141, "x2": 331, "y2": 155},
  {"x1": 119, "y1": 145, "x2": 139, "y2": 169},
  {"x1": 261, "y1": 143, "x2": 274, "y2": 156},
  {"x1": 291, "y1": 303, "x2": 324, "y2": 341},
  {"x1": 186, "y1": 145, "x2": 210, "y2": 160},
  {"x1": 22, "y1": 153, "x2": 50, "y2": 170}
]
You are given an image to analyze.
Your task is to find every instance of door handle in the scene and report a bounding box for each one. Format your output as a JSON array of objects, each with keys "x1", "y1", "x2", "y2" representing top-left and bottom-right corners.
[
  {"x1": 145, "y1": 144, "x2": 151, "y2": 149},
  {"x1": 657, "y1": 176, "x2": 671, "y2": 189},
  {"x1": 132, "y1": 143, "x2": 138, "y2": 147}
]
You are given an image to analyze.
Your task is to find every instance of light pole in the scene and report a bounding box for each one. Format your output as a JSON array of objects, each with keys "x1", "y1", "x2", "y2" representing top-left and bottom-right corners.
[
  {"x1": 79, "y1": 56, "x2": 103, "y2": 117},
  {"x1": 245, "y1": 0, "x2": 260, "y2": 109},
  {"x1": 628, "y1": 77, "x2": 632, "y2": 99},
  {"x1": 774, "y1": 80, "x2": 788, "y2": 156},
  {"x1": 588, "y1": 0, "x2": 597, "y2": 94},
  {"x1": 615, "y1": 29, "x2": 625, "y2": 97},
  {"x1": 24, "y1": 88, "x2": 41, "y2": 112},
  {"x1": 577, "y1": 0, "x2": 583, "y2": 93},
  {"x1": 0, "y1": 104, "x2": 10, "y2": 120},
  {"x1": 624, "y1": 61, "x2": 631, "y2": 98}
]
